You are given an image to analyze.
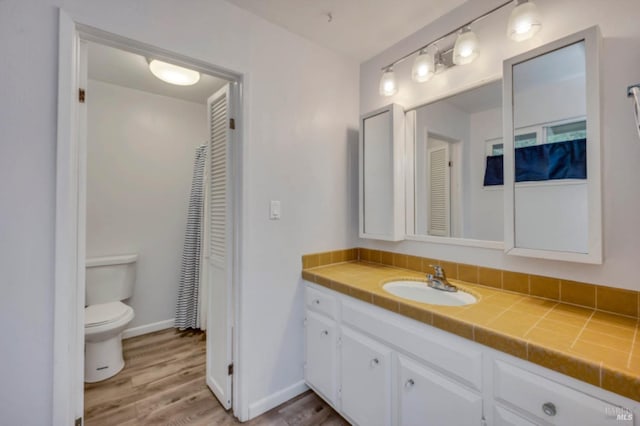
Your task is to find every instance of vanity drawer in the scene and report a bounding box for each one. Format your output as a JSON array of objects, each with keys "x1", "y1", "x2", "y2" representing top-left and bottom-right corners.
[
  {"x1": 494, "y1": 360, "x2": 631, "y2": 425},
  {"x1": 306, "y1": 285, "x2": 337, "y2": 319}
]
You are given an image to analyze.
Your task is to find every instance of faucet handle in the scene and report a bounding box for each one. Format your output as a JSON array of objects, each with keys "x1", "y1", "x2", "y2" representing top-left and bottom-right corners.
[{"x1": 429, "y1": 264, "x2": 446, "y2": 279}]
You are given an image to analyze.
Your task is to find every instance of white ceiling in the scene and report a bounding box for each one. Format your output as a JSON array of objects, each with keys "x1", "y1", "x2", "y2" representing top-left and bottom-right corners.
[
  {"x1": 87, "y1": 42, "x2": 228, "y2": 104},
  {"x1": 225, "y1": 0, "x2": 467, "y2": 61}
]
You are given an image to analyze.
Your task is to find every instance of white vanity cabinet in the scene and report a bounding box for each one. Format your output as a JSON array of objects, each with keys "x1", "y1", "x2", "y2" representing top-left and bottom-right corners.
[
  {"x1": 397, "y1": 355, "x2": 482, "y2": 426},
  {"x1": 493, "y1": 405, "x2": 539, "y2": 426},
  {"x1": 340, "y1": 326, "x2": 392, "y2": 426},
  {"x1": 303, "y1": 281, "x2": 638, "y2": 426}
]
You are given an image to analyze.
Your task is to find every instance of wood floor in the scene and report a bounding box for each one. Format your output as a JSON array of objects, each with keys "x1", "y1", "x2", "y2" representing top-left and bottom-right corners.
[{"x1": 84, "y1": 328, "x2": 348, "y2": 425}]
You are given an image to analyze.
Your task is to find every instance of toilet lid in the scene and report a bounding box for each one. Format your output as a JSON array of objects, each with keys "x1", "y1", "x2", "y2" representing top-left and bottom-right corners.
[{"x1": 85, "y1": 301, "x2": 130, "y2": 327}]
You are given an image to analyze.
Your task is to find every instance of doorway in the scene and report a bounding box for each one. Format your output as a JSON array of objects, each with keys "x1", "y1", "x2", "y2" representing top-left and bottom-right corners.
[{"x1": 54, "y1": 15, "x2": 244, "y2": 425}]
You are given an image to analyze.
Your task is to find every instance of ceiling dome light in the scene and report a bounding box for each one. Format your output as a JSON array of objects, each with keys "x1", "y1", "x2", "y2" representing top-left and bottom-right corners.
[
  {"x1": 411, "y1": 50, "x2": 435, "y2": 83},
  {"x1": 453, "y1": 27, "x2": 480, "y2": 65},
  {"x1": 507, "y1": 0, "x2": 542, "y2": 41},
  {"x1": 379, "y1": 68, "x2": 398, "y2": 97},
  {"x1": 148, "y1": 59, "x2": 200, "y2": 86}
]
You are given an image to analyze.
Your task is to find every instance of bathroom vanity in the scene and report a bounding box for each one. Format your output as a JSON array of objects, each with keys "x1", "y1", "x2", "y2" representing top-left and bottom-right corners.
[{"x1": 302, "y1": 259, "x2": 639, "y2": 426}]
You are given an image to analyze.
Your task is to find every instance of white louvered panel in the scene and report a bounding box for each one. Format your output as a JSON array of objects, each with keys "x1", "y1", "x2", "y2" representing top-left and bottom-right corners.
[
  {"x1": 209, "y1": 93, "x2": 228, "y2": 265},
  {"x1": 428, "y1": 147, "x2": 450, "y2": 237}
]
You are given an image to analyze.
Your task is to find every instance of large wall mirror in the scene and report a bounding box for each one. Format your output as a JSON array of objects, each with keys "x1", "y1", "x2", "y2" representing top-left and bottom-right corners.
[
  {"x1": 503, "y1": 26, "x2": 602, "y2": 263},
  {"x1": 405, "y1": 80, "x2": 504, "y2": 248}
]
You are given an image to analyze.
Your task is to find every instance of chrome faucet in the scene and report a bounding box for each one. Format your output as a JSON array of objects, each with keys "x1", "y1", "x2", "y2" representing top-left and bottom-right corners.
[{"x1": 427, "y1": 265, "x2": 458, "y2": 292}]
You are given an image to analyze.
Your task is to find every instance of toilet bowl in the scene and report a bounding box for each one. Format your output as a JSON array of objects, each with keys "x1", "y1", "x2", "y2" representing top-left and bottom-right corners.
[
  {"x1": 84, "y1": 301, "x2": 135, "y2": 383},
  {"x1": 84, "y1": 254, "x2": 137, "y2": 383}
]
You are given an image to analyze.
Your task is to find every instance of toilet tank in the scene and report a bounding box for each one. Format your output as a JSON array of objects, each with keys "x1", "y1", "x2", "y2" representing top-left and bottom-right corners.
[{"x1": 85, "y1": 254, "x2": 138, "y2": 305}]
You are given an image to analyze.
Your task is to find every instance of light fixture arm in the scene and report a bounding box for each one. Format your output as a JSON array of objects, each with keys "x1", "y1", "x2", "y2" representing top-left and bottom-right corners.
[{"x1": 380, "y1": 0, "x2": 513, "y2": 71}]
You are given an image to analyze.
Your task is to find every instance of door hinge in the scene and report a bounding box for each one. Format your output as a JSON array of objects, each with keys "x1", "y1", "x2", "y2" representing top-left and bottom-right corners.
[
  {"x1": 448, "y1": 161, "x2": 453, "y2": 167},
  {"x1": 78, "y1": 88, "x2": 85, "y2": 103},
  {"x1": 229, "y1": 118, "x2": 236, "y2": 129},
  {"x1": 75, "y1": 417, "x2": 83, "y2": 426},
  {"x1": 228, "y1": 363, "x2": 234, "y2": 376}
]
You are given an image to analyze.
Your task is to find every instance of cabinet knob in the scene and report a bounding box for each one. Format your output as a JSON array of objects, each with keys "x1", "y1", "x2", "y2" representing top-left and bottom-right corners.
[
  {"x1": 542, "y1": 402, "x2": 557, "y2": 417},
  {"x1": 370, "y1": 358, "x2": 380, "y2": 367},
  {"x1": 405, "y1": 379, "x2": 415, "y2": 389},
  {"x1": 320, "y1": 330, "x2": 329, "y2": 337},
  {"x1": 314, "y1": 299, "x2": 320, "y2": 305}
]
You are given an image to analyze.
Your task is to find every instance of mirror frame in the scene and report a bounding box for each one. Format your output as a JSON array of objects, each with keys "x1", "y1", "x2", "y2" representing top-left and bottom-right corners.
[
  {"x1": 404, "y1": 78, "x2": 505, "y2": 250},
  {"x1": 503, "y1": 26, "x2": 603, "y2": 264}
]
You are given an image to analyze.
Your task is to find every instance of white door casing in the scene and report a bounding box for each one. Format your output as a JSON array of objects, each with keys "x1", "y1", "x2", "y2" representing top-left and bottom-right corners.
[
  {"x1": 55, "y1": 12, "x2": 245, "y2": 423},
  {"x1": 206, "y1": 84, "x2": 235, "y2": 410}
]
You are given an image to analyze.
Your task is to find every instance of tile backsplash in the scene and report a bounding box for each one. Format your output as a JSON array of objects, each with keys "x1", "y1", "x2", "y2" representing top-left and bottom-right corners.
[{"x1": 302, "y1": 247, "x2": 640, "y2": 319}]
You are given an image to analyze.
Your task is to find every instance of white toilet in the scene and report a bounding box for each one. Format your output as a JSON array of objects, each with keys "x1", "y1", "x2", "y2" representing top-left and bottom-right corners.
[{"x1": 84, "y1": 254, "x2": 137, "y2": 383}]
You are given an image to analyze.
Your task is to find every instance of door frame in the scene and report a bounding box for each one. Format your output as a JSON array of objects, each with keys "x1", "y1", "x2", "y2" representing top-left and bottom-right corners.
[{"x1": 54, "y1": 9, "x2": 246, "y2": 424}]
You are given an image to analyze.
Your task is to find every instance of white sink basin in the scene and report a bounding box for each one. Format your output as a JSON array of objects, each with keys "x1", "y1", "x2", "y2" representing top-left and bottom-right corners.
[{"x1": 383, "y1": 281, "x2": 477, "y2": 306}]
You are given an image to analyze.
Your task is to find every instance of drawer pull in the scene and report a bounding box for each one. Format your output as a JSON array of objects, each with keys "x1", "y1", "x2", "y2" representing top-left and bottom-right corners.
[
  {"x1": 405, "y1": 379, "x2": 415, "y2": 389},
  {"x1": 370, "y1": 358, "x2": 380, "y2": 367},
  {"x1": 314, "y1": 299, "x2": 321, "y2": 305},
  {"x1": 542, "y1": 402, "x2": 557, "y2": 417},
  {"x1": 320, "y1": 330, "x2": 329, "y2": 337}
]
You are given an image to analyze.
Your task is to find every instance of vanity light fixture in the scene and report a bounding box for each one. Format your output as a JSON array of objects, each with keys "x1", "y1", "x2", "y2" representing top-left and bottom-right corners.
[
  {"x1": 148, "y1": 59, "x2": 200, "y2": 86},
  {"x1": 379, "y1": 67, "x2": 398, "y2": 96},
  {"x1": 453, "y1": 27, "x2": 480, "y2": 65},
  {"x1": 507, "y1": 0, "x2": 542, "y2": 41},
  {"x1": 378, "y1": 0, "x2": 543, "y2": 97},
  {"x1": 411, "y1": 49, "x2": 435, "y2": 83},
  {"x1": 434, "y1": 52, "x2": 446, "y2": 74}
]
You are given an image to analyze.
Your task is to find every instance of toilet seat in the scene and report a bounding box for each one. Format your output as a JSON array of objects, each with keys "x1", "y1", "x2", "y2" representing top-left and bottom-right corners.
[{"x1": 85, "y1": 301, "x2": 131, "y2": 328}]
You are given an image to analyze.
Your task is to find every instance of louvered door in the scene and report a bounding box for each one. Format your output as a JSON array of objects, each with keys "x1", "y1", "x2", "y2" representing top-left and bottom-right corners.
[
  {"x1": 428, "y1": 144, "x2": 450, "y2": 237},
  {"x1": 206, "y1": 84, "x2": 234, "y2": 409}
]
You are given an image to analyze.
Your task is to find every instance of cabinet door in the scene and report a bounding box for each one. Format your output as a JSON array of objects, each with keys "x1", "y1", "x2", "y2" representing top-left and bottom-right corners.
[
  {"x1": 397, "y1": 355, "x2": 483, "y2": 426},
  {"x1": 359, "y1": 103, "x2": 405, "y2": 241},
  {"x1": 305, "y1": 311, "x2": 337, "y2": 404},
  {"x1": 340, "y1": 326, "x2": 392, "y2": 426}
]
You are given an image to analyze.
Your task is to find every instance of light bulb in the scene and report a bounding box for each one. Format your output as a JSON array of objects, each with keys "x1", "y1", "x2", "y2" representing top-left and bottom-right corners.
[
  {"x1": 411, "y1": 50, "x2": 434, "y2": 83},
  {"x1": 453, "y1": 27, "x2": 480, "y2": 65},
  {"x1": 148, "y1": 59, "x2": 200, "y2": 86},
  {"x1": 507, "y1": 0, "x2": 542, "y2": 42},
  {"x1": 379, "y1": 68, "x2": 398, "y2": 96}
]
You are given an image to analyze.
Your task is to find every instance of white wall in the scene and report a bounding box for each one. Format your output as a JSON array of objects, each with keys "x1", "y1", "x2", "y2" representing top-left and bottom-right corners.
[
  {"x1": 360, "y1": 0, "x2": 640, "y2": 291},
  {"x1": 86, "y1": 79, "x2": 207, "y2": 330},
  {"x1": 0, "y1": 0, "x2": 359, "y2": 423}
]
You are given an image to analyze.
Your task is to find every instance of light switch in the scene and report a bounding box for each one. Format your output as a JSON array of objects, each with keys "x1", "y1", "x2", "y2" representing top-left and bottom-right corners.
[{"x1": 269, "y1": 200, "x2": 281, "y2": 220}]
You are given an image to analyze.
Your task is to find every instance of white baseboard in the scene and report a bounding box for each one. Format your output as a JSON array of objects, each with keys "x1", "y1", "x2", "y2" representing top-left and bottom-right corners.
[
  {"x1": 122, "y1": 318, "x2": 175, "y2": 339},
  {"x1": 247, "y1": 380, "x2": 309, "y2": 420}
]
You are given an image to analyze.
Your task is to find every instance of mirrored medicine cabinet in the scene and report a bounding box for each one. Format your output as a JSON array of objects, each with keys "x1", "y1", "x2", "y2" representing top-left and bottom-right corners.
[
  {"x1": 503, "y1": 26, "x2": 602, "y2": 263},
  {"x1": 359, "y1": 26, "x2": 603, "y2": 264}
]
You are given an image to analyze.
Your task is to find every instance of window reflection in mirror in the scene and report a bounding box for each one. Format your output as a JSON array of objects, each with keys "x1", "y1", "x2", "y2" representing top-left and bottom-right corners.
[
  {"x1": 407, "y1": 80, "x2": 503, "y2": 242},
  {"x1": 511, "y1": 41, "x2": 588, "y2": 253}
]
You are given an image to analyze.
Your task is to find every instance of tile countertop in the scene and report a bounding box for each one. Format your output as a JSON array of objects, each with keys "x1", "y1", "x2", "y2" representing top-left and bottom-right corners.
[{"x1": 301, "y1": 261, "x2": 640, "y2": 402}]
